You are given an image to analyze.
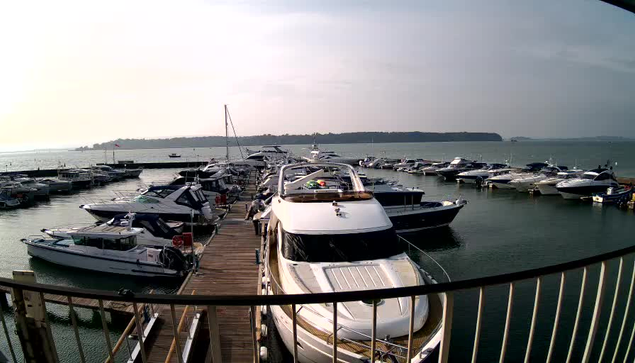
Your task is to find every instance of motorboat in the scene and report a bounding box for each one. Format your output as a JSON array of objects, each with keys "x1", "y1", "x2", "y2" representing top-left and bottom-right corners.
[
  {"x1": 43, "y1": 213, "x2": 185, "y2": 247},
  {"x1": 509, "y1": 165, "x2": 565, "y2": 193},
  {"x1": 420, "y1": 161, "x2": 450, "y2": 176},
  {"x1": 118, "y1": 167, "x2": 143, "y2": 178},
  {"x1": 0, "y1": 190, "x2": 20, "y2": 209},
  {"x1": 168, "y1": 153, "x2": 182, "y2": 158},
  {"x1": 0, "y1": 181, "x2": 36, "y2": 204},
  {"x1": 90, "y1": 165, "x2": 126, "y2": 181},
  {"x1": 264, "y1": 162, "x2": 446, "y2": 362},
  {"x1": 358, "y1": 156, "x2": 376, "y2": 168},
  {"x1": 89, "y1": 171, "x2": 113, "y2": 185},
  {"x1": 80, "y1": 185, "x2": 216, "y2": 225},
  {"x1": 556, "y1": 169, "x2": 620, "y2": 200},
  {"x1": 303, "y1": 145, "x2": 360, "y2": 165},
  {"x1": 592, "y1": 187, "x2": 633, "y2": 204},
  {"x1": 169, "y1": 176, "x2": 223, "y2": 206},
  {"x1": 486, "y1": 162, "x2": 548, "y2": 189},
  {"x1": 456, "y1": 163, "x2": 509, "y2": 184},
  {"x1": 243, "y1": 145, "x2": 289, "y2": 167},
  {"x1": 436, "y1": 158, "x2": 485, "y2": 181},
  {"x1": 535, "y1": 170, "x2": 584, "y2": 195},
  {"x1": 38, "y1": 178, "x2": 73, "y2": 194},
  {"x1": 58, "y1": 169, "x2": 93, "y2": 188},
  {"x1": 12, "y1": 177, "x2": 50, "y2": 199},
  {"x1": 22, "y1": 227, "x2": 192, "y2": 277}
]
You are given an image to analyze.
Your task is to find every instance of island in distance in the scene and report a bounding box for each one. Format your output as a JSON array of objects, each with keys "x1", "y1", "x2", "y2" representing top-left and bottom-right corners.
[{"x1": 77, "y1": 131, "x2": 503, "y2": 150}]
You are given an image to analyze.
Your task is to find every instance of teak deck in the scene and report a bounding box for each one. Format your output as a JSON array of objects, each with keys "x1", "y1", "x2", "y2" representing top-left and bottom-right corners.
[{"x1": 145, "y1": 190, "x2": 262, "y2": 363}]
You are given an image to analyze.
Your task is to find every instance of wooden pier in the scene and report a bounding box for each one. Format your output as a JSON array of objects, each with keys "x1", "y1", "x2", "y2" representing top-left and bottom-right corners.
[{"x1": 144, "y1": 190, "x2": 262, "y2": 363}]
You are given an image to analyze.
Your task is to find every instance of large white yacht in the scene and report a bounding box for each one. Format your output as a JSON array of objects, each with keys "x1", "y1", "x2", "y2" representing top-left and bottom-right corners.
[
  {"x1": 535, "y1": 169, "x2": 584, "y2": 195},
  {"x1": 556, "y1": 169, "x2": 619, "y2": 200},
  {"x1": 303, "y1": 145, "x2": 360, "y2": 165},
  {"x1": 243, "y1": 145, "x2": 289, "y2": 167},
  {"x1": 80, "y1": 185, "x2": 215, "y2": 225},
  {"x1": 456, "y1": 163, "x2": 509, "y2": 184},
  {"x1": 264, "y1": 162, "x2": 445, "y2": 362}
]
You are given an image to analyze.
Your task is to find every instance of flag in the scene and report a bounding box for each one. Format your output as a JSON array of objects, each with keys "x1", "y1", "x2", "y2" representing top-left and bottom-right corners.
[{"x1": 115, "y1": 144, "x2": 120, "y2": 147}]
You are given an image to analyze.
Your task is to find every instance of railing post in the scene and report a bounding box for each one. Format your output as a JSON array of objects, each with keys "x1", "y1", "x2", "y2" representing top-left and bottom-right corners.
[
  {"x1": 292, "y1": 304, "x2": 298, "y2": 363},
  {"x1": 582, "y1": 261, "x2": 608, "y2": 363},
  {"x1": 566, "y1": 267, "x2": 588, "y2": 363},
  {"x1": 0, "y1": 295, "x2": 17, "y2": 363},
  {"x1": 98, "y1": 299, "x2": 114, "y2": 363},
  {"x1": 546, "y1": 272, "x2": 566, "y2": 363},
  {"x1": 499, "y1": 282, "x2": 515, "y2": 363},
  {"x1": 11, "y1": 270, "x2": 57, "y2": 363},
  {"x1": 250, "y1": 306, "x2": 259, "y2": 363},
  {"x1": 371, "y1": 299, "x2": 377, "y2": 363},
  {"x1": 599, "y1": 258, "x2": 623, "y2": 362},
  {"x1": 132, "y1": 301, "x2": 148, "y2": 363},
  {"x1": 471, "y1": 287, "x2": 485, "y2": 363},
  {"x1": 524, "y1": 277, "x2": 542, "y2": 363},
  {"x1": 170, "y1": 304, "x2": 184, "y2": 363},
  {"x1": 407, "y1": 295, "x2": 416, "y2": 362},
  {"x1": 611, "y1": 259, "x2": 635, "y2": 363},
  {"x1": 332, "y1": 302, "x2": 338, "y2": 363},
  {"x1": 206, "y1": 306, "x2": 222, "y2": 363},
  {"x1": 67, "y1": 297, "x2": 86, "y2": 363},
  {"x1": 439, "y1": 292, "x2": 454, "y2": 363}
]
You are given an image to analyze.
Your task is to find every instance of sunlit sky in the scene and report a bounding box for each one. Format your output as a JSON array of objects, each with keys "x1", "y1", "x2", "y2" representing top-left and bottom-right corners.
[{"x1": 0, "y1": 0, "x2": 634, "y2": 151}]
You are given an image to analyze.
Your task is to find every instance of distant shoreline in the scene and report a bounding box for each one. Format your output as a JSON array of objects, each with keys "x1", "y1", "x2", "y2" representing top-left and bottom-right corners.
[{"x1": 76, "y1": 131, "x2": 503, "y2": 151}]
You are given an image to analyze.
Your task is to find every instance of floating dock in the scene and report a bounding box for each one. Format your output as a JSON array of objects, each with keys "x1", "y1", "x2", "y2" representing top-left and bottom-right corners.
[{"x1": 143, "y1": 184, "x2": 262, "y2": 363}]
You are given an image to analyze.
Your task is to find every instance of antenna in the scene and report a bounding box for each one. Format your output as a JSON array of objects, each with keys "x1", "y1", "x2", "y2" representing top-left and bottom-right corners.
[{"x1": 224, "y1": 104, "x2": 229, "y2": 162}]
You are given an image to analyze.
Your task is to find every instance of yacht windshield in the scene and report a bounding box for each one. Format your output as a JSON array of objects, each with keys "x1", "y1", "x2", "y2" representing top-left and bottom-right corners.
[{"x1": 282, "y1": 229, "x2": 402, "y2": 262}]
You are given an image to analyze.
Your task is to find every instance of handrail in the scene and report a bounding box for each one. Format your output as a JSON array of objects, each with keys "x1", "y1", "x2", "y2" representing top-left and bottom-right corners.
[{"x1": 4, "y1": 243, "x2": 635, "y2": 306}]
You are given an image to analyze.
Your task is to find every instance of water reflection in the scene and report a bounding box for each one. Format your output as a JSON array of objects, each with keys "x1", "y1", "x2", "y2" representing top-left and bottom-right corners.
[{"x1": 402, "y1": 227, "x2": 464, "y2": 252}]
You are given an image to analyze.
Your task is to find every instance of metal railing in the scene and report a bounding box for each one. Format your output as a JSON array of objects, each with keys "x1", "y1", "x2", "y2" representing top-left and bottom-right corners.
[{"x1": 0, "y1": 243, "x2": 634, "y2": 362}]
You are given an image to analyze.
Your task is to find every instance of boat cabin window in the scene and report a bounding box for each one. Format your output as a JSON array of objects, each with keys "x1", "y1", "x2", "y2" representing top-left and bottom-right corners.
[
  {"x1": 582, "y1": 173, "x2": 597, "y2": 180},
  {"x1": 281, "y1": 229, "x2": 402, "y2": 262},
  {"x1": 247, "y1": 155, "x2": 265, "y2": 161},
  {"x1": 73, "y1": 236, "x2": 136, "y2": 250},
  {"x1": 594, "y1": 172, "x2": 615, "y2": 181},
  {"x1": 133, "y1": 195, "x2": 160, "y2": 203},
  {"x1": 144, "y1": 188, "x2": 174, "y2": 198},
  {"x1": 175, "y1": 191, "x2": 200, "y2": 208}
]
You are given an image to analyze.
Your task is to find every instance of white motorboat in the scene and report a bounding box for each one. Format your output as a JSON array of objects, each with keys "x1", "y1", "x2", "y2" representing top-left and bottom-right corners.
[
  {"x1": 80, "y1": 185, "x2": 215, "y2": 225},
  {"x1": 509, "y1": 166, "x2": 565, "y2": 192},
  {"x1": 43, "y1": 213, "x2": 185, "y2": 247},
  {"x1": 420, "y1": 161, "x2": 450, "y2": 176},
  {"x1": 486, "y1": 162, "x2": 548, "y2": 189},
  {"x1": 556, "y1": 169, "x2": 619, "y2": 200},
  {"x1": 264, "y1": 162, "x2": 445, "y2": 363},
  {"x1": 90, "y1": 165, "x2": 127, "y2": 181},
  {"x1": 456, "y1": 163, "x2": 509, "y2": 184},
  {"x1": 303, "y1": 145, "x2": 360, "y2": 165},
  {"x1": 243, "y1": 145, "x2": 289, "y2": 167},
  {"x1": 0, "y1": 190, "x2": 20, "y2": 209},
  {"x1": 11, "y1": 178, "x2": 50, "y2": 199},
  {"x1": 535, "y1": 170, "x2": 584, "y2": 195},
  {"x1": 22, "y1": 227, "x2": 192, "y2": 277}
]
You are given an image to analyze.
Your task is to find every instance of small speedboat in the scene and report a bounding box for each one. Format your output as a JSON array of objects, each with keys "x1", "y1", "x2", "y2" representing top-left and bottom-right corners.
[
  {"x1": 592, "y1": 187, "x2": 633, "y2": 204},
  {"x1": 22, "y1": 227, "x2": 193, "y2": 277},
  {"x1": 168, "y1": 153, "x2": 182, "y2": 158},
  {"x1": 38, "y1": 178, "x2": 73, "y2": 194}
]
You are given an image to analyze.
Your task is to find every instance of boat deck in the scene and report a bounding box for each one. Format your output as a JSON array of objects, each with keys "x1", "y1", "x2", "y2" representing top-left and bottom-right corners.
[{"x1": 145, "y1": 188, "x2": 262, "y2": 363}]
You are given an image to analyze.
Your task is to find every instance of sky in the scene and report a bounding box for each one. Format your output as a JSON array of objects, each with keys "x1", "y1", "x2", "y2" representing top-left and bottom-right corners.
[{"x1": 0, "y1": 0, "x2": 634, "y2": 151}]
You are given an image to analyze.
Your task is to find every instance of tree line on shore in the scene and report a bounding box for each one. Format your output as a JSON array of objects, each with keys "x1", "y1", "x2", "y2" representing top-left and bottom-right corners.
[{"x1": 77, "y1": 131, "x2": 502, "y2": 150}]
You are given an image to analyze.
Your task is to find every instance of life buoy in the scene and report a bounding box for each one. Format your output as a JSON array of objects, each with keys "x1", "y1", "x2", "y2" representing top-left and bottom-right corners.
[{"x1": 172, "y1": 235, "x2": 184, "y2": 248}]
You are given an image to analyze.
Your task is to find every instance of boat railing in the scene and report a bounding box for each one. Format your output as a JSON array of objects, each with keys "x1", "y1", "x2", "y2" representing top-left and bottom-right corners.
[{"x1": 1, "y1": 243, "x2": 635, "y2": 362}]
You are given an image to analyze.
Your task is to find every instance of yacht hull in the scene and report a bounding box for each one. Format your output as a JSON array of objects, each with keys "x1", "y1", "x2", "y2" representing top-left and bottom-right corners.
[
  {"x1": 557, "y1": 185, "x2": 615, "y2": 200},
  {"x1": 83, "y1": 208, "x2": 209, "y2": 225},
  {"x1": 489, "y1": 181, "x2": 515, "y2": 189},
  {"x1": 384, "y1": 202, "x2": 465, "y2": 233},
  {"x1": 25, "y1": 243, "x2": 181, "y2": 277},
  {"x1": 536, "y1": 183, "x2": 559, "y2": 195}
]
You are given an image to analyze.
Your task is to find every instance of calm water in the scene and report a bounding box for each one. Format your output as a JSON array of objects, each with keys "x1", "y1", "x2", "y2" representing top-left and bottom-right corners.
[
  {"x1": 1, "y1": 142, "x2": 634, "y2": 361},
  {"x1": 2, "y1": 140, "x2": 635, "y2": 176}
]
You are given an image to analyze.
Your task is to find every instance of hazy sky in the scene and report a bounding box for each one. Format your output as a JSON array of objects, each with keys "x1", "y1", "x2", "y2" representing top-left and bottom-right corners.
[{"x1": 0, "y1": 0, "x2": 634, "y2": 151}]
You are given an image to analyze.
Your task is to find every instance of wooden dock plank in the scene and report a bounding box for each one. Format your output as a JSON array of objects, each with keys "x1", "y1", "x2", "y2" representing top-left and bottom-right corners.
[{"x1": 146, "y1": 186, "x2": 262, "y2": 363}]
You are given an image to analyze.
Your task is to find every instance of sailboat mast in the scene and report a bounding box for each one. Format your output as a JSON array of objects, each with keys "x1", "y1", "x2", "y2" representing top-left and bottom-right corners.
[{"x1": 224, "y1": 104, "x2": 229, "y2": 161}]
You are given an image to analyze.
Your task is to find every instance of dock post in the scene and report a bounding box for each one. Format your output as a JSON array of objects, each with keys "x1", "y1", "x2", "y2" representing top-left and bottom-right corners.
[{"x1": 11, "y1": 270, "x2": 58, "y2": 363}]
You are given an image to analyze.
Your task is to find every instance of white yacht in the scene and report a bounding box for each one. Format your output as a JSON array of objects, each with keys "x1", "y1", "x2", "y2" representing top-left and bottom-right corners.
[
  {"x1": 303, "y1": 145, "x2": 360, "y2": 165},
  {"x1": 243, "y1": 145, "x2": 289, "y2": 167},
  {"x1": 264, "y1": 162, "x2": 445, "y2": 363},
  {"x1": 80, "y1": 185, "x2": 215, "y2": 225},
  {"x1": 509, "y1": 166, "x2": 564, "y2": 193},
  {"x1": 420, "y1": 161, "x2": 450, "y2": 176},
  {"x1": 12, "y1": 178, "x2": 50, "y2": 198},
  {"x1": 456, "y1": 163, "x2": 509, "y2": 184},
  {"x1": 535, "y1": 170, "x2": 584, "y2": 195},
  {"x1": 486, "y1": 162, "x2": 548, "y2": 189},
  {"x1": 58, "y1": 169, "x2": 93, "y2": 188},
  {"x1": 22, "y1": 227, "x2": 192, "y2": 277},
  {"x1": 556, "y1": 169, "x2": 619, "y2": 200},
  {"x1": 38, "y1": 178, "x2": 73, "y2": 193}
]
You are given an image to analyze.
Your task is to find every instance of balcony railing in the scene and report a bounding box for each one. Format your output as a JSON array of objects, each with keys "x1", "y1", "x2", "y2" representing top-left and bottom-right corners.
[{"x1": 0, "y1": 243, "x2": 634, "y2": 362}]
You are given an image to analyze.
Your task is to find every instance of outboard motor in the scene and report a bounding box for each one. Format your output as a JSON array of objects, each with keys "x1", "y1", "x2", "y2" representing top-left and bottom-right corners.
[{"x1": 159, "y1": 247, "x2": 188, "y2": 272}]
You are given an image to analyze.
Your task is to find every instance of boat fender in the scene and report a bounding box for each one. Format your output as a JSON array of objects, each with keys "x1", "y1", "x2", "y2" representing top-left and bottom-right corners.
[
  {"x1": 261, "y1": 305, "x2": 268, "y2": 317},
  {"x1": 260, "y1": 324, "x2": 268, "y2": 338},
  {"x1": 172, "y1": 235, "x2": 184, "y2": 248},
  {"x1": 118, "y1": 288, "x2": 135, "y2": 298},
  {"x1": 259, "y1": 346, "x2": 268, "y2": 361}
]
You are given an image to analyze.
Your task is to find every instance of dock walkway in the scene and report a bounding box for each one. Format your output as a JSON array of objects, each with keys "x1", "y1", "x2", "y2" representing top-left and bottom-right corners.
[{"x1": 145, "y1": 191, "x2": 262, "y2": 363}]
